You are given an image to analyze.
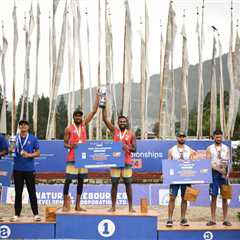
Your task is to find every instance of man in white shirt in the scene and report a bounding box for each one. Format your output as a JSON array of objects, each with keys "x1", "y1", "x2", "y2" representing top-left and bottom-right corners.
[
  {"x1": 206, "y1": 129, "x2": 232, "y2": 226},
  {"x1": 166, "y1": 131, "x2": 196, "y2": 227}
]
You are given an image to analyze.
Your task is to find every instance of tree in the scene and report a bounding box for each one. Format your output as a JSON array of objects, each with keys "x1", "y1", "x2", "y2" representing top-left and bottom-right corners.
[
  {"x1": 56, "y1": 95, "x2": 67, "y2": 139},
  {"x1": 37, "y1": 95, "x2": 49, "y2": 139}
]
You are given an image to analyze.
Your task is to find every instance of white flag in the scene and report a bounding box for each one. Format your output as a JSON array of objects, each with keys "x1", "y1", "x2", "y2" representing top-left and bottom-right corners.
[
  {"x1": 33, "y1": 2, "x2": 41, "y2": 135},
  {"x1": 47, "y1": 2, "x2": 67, "y2": 139},
  {"x1": 226, "y1": 3, "x2": 234, "y2": 139},
  {"x1": 122, "y1": 0, "x2": 133, "y2": 118},
  {"x1": 159, "y1": 1, "x2": 177, "y2": 138},
  {"x1": 12, "y1": 2, "x2": 18, "y2": 135},
  {"x1": 218, "y1": 35, "x2": 226, "y2": 136},
  {"x1": 0, "y1": 25, "x2": 8, "y2": 134},
  {"x1": 210, "y1": 35, "x2": 217, "y2": 136},
  {"x1": 180, "y1": 15, "x2": 189, "y2": 133},
  {"x1": 196, "y1": 5, "x2": 205, "y2": 139}
]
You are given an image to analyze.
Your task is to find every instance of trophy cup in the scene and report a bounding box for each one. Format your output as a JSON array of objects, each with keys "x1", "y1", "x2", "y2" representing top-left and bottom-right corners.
[
  {"x1": 9, "y1": 135, "x2": 16, "y2": 157},
  {"x1": 98, "y1": 87, "x2": 107, "y2": 108}
]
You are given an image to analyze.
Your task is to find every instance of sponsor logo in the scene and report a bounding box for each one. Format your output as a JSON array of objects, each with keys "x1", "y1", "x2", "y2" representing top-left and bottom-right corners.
[
  {"x1": 98, "y1": 219, "x2": 115, "y2": 237},
  {"x1": 159, "y1": 189, "x2": 187, "y2": 206},
  {"x1": 6, "y1": 187, "x2": 29, "y2": 204},
  {"x1": 81, "y1": 152, "x2": 86, "y2": 159}
]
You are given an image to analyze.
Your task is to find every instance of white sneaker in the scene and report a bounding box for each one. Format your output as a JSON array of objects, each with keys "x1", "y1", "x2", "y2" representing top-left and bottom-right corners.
[
  {"x1": 10, "y1": 215, "x2": 20, "y2": 222},
  {"x1": 34, "y1": 215, "x2": 41, "y2": 222}
]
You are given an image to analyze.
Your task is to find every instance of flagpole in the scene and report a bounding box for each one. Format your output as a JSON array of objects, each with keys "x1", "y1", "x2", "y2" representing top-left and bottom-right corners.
[
  {"x1": 209, "y1": 27, "x2": 217, "y2": 137},
  {"x1": 217, "y1": 31, "x2": 226, "y2": 137},
  {"x1": 0, "y1": 21, "x2": 8, "y2": 134},
  {"x1": 12, "y1": 1, "x2": 18, "y2": 135},
  {"x1": 33, "y1": 2, "x2": 40, "y2": 135},
  {"x1": 140, "y1": 16, "x2": 145, "y2": 139},
  {"x1": 158, "y1": 20, "x2": 164, "y2": 138},
  {"x1": 226, "y1": 0, "x2": 234, "y2": 139},
  {"x1": 196, "y1": 1, "x2": 205, "y2": 139},
  {"x1": 85, "y1": 8, "x2": 93, "y2": 140},
  {"x1": 20, "y1": 13, "x2": 27, "y2": 121},
  {"x1": 96, "y1": 0, "x2": 102, "y2": 139}
]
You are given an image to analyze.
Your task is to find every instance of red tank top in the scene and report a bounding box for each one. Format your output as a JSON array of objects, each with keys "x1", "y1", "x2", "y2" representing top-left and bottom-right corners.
[
  {"x1": 67, "y1": 123, "x2": 87, "y2": 162},
  {"x1": 113, "y1": 128, "x2": 133, "y2": 165}
]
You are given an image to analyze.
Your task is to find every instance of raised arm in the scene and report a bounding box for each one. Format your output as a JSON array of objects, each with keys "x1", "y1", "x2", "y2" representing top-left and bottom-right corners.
[
  {"x1": 102, "y1": 106, "x2": 115, "y2": 132},
  {"x1": 84, "y1": 91, "x2": 100, "y2": 125}
]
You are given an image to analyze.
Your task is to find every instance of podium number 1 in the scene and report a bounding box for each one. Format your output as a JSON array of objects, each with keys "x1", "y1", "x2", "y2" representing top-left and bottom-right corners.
[
  {"x1": 103, "y1": 222, "x2": 110, "y2": 235},
  {"x1": 98, "y1": 219, "x2": 115, "y2": 237}
]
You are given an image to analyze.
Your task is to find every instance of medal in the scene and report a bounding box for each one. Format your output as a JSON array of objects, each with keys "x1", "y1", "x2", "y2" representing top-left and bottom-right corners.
[
  {"x1": 119, "y1": 129, "x2": 127, "y2": 140},
  {"x1": 17, "y1": 134, "x2": 29, "y2": 155},
  {"x1": 73, "y1": 123, "x2": 82, "y2": 143}
]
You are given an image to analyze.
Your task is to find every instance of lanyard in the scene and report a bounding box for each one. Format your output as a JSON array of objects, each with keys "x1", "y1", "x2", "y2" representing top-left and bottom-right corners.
[
  {"x1": 119, "y1": 129, "x2": 127, "y2": 141},
  {"x1": 73, "y1": 123, "x2": 82, "y2": 142},
  {"x1": 177, "y1": 146, "x2": 185, "y2": 160},
  {"x1": 214, "y1": 144, "x2": 222, "y2": 159},
  {"x1": 17, "y1": 134, "x2": 29, "y2": 152}
]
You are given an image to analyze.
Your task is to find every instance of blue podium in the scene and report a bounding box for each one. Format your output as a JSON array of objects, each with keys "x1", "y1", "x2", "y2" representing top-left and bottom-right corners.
[
  {"x1": 55, "y1": 209, "x2": 158, "y2": 239},
  {"x1": 0, "y1": 219, "x2": 55, "y2": 239},
  {"x1": 158, "y1": 222, "x2": 240, "y2": 240}
]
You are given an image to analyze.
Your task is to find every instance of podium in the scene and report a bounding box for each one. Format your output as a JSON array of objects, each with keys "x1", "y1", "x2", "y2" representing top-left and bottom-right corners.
[
  {"x1": 55, "y1": 209, "x2": 158, "y2": 239},
  {"x1": 0, "y1": 218, "x2": 55, "y2": 239},
  {"x1": 158, "y1": 222, "x2": 240, "y2": 240}
]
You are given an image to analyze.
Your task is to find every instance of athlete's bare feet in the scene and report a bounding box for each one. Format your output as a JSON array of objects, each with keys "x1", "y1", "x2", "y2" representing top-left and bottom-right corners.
[
  {"x1": 108, "y1": 207, "x2": 116, "y2": 212},
  {"x1": 75, "y1": 206, "x2": 87, "y2": 212}
]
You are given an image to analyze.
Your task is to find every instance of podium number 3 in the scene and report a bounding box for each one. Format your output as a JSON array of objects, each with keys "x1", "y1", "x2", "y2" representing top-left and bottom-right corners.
[
  {"x1": 98, "y1": 219, "x2": 115, "y2": 237},
  {"x1": 203, "y1": 231, "x2": 214, "y2": 240}
]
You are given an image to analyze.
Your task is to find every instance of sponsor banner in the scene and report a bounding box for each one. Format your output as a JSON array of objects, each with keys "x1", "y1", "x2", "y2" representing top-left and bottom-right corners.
[
  {"x1": 2, "y1": 184, "x2": 149, "y2": 206},
  {"x1": 2, "y1": 140, "x2": 232, "y2": 173},
  {"x1": 75, "y1": 141, "x2": 125, "y2": 168},
  {"x1": 1, "y1": 184, "x2": 239, "y2": 208},
  {"x1": 0, "y1": 160, "x2": 13, "y2": 186},
  {"x1": 150, "y1": 184, "x2": 240, "y2": 208},
  {"x1": 162, "y1": 159, "x2": 212, "y2": 184}
]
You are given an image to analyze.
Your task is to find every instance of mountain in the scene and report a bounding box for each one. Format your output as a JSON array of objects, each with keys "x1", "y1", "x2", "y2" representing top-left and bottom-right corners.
[{"x1": 61, "y1": 54, "x2": 230, "y2": 129}]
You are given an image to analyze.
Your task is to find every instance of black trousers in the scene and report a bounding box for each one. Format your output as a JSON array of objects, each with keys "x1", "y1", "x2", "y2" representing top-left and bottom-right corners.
[{"x1": 13, "y1": 170, "x2": 38, "y2": 216}]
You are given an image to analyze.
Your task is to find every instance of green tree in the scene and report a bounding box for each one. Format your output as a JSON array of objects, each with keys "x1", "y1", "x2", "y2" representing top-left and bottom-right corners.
[
  {"x1": 37, "y1": 95, "x2": 49, "y2": 139},
  {"x1": 56, "y1": 95, "x2": 67, "y2": 139}
]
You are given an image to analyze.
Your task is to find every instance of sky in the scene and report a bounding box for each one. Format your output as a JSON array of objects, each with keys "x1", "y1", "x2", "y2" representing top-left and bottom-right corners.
[{"x1": 0, "y1": 0, "x2": 239, "y2": 102}]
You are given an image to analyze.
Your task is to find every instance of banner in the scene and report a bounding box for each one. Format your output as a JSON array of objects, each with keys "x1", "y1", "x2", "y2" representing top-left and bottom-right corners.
[
  {"x1": 162, "y1": 159, "x2": 212, "y2": 184},
  {"x1": 75, "y1": 141, "x2": 125, "y2": 168},
  {"x1": 0, "y1": 160, "x2": 13, "y2": 186},
  {"x1": 1, "y1": 184, "x2": 239, "y2": 208},
  {"x1": 2, "y1": 140, "x2": 231, "y2": 173}
]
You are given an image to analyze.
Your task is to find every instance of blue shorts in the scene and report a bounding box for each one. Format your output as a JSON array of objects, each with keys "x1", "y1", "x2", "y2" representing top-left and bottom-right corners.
[
  {"x1": 169, "y1": 184, "x2": 191, "y2": 197},
  {"x1": 209, "y1": 170, "x2": 228, "y2": 196}
]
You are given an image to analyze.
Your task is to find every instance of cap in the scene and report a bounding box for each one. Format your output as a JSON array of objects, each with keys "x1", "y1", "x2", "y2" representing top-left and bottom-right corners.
[
  {"x1": 18, "y1": 119, "x2": 29, "y2": 125},
  {"x1": 176, "y1": 131, "x2": 186, "y2": 137},
  {"x1": 73, "y1": 109, "x2": 83, "y2": 117}
]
